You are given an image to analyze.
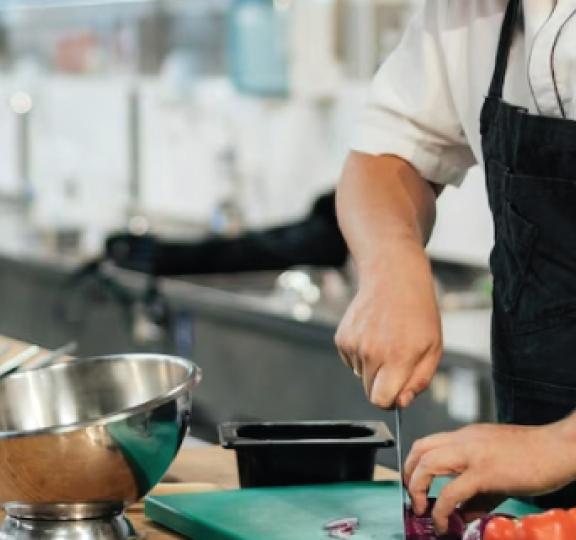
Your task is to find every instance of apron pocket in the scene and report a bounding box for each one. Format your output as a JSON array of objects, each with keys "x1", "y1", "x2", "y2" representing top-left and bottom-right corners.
[
  {"x1": 494, "y1": 201, "x2": 538, "y2": 314},
  {"x1": 504, "y1": 173, "x2": 576, "y2": 332}
]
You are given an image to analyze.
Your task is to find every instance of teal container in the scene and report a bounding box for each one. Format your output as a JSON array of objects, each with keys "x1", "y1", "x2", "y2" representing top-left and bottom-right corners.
[{"x1": 228, "y1": 0, "x2": 290, "y2": 97}]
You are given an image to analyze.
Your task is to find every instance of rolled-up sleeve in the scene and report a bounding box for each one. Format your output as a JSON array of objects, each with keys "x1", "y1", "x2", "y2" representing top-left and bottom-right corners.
[{"x1": 351, "y1": 1, "x2": 476, "y2": 186}]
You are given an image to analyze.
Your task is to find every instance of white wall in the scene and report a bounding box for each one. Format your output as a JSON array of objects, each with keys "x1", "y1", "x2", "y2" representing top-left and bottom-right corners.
[
  {"x1": 28, "y1": 76, "x2": 131, "y2": 251},
  {"x1": 0, "y1": 72, "x2": 495, "y2": 266},
  {"x1": 428, "y1": 166, "x2": 494, "y2": 267},
  {"x1": 0, "y1": 83, "x2": 21, "y2": 197}
]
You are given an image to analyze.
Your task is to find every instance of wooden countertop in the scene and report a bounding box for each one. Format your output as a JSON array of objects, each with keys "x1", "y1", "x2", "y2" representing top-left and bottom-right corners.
[{"x1": 0, "y1": 337, "x2": 398, "y2": 539}]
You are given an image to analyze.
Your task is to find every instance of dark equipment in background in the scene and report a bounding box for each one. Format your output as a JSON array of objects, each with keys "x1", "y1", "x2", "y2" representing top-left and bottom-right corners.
[
  {"x1": 56, "y1": 191, "x2": 345, "y2": 350},
  {"x1": 54, "y1": 191, "x2": 346, "y2": 444},
  {"x1": 105, "y1": 191, "x2": 347, "y2": 276}
]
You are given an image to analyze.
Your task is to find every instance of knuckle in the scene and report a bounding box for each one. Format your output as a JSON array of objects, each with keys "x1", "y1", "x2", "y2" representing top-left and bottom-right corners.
[
  {"x1": 411, "y1": 439, "x2": 425, "y2": 454},
  {"x1": 414, "y1": 339, "x2": 431, "y2": 356},
  {"x1": 376, "y1": 344, "x2": 402, "y2": 366},
  {"x1": 411, "y1": 377, "x2": 431, "y2": 393},
  {"x1": 334, "y1": 323, "x2": 348, "y2": 342},
  {"x1": 472, "y1": 453, "x2": 488, "y2": 472},
  {"x1": 358, "y1": 340, "x2": 377, "y2": 361},
  {"x1": 419, "y1": 454, "x2": 434, "y2": 470},
  {"x1": 459, "y1": 424, "x2": 476, "y2": 437},
  {"x1": 335, "y1": 333, "x2": 353, "y2": 353},
  {"x1": 420, "y1": 339, "x2": 442, "y2": 359},
  {"x1": 461, "y1": 424, "x2": 488, "y2": 442}
]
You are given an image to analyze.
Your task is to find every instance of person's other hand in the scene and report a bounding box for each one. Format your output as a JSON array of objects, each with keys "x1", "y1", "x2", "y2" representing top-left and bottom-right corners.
[
  {"x1": 335, "y1": 239, "x2": 442, "y2": 409},
  {"x1": 405, "y1": 420, "x2": 576, "y2": 534}
]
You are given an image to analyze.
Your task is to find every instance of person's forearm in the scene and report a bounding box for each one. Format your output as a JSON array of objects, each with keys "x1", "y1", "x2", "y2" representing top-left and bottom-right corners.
[
  {"x1": 336, "y1": 152, "x2": 439, "y2": 278},
  {"x1": 335, "y1": 152, "x2": 443, "y2": 408}
]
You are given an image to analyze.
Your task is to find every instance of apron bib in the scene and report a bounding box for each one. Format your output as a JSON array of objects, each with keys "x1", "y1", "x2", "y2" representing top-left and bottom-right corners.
[{"x1": 482, "y1": 0, "x2": 576, "y2": 508}]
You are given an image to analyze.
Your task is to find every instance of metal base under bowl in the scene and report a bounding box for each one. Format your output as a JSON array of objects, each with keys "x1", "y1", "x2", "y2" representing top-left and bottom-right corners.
[{"x1": 0, "y1": 503, "x2": 141, "y2": 540}]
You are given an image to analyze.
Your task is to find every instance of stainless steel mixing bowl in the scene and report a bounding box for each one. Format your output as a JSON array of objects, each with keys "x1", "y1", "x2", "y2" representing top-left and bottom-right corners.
[{"x1": 0, "y1": 354, "x2": 201, "y2": 512}]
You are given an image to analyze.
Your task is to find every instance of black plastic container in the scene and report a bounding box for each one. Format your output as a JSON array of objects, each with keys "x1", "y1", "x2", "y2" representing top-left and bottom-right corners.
[{"x1": 219, "y1": 421, "x2": 394, "y2": 488}]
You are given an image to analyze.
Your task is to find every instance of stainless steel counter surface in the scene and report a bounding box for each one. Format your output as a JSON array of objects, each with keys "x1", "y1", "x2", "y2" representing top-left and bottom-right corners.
[
  {"x1": 0, "y1": 202, "x2": 496, "y2": 454},
  {"x1": 0, "y1": 201, "x2": 492, "y2": 364}
]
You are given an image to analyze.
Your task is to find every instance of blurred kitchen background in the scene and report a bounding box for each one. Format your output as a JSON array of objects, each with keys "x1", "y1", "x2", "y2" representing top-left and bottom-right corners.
[{"x1": 0, "y1": 0, "x2": 495, "y2": 464}]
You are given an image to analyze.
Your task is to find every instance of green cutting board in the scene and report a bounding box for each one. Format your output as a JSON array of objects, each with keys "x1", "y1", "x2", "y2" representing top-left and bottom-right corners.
[{"x1": 145, "y1": 481, "x2": 541, "y2": 540}]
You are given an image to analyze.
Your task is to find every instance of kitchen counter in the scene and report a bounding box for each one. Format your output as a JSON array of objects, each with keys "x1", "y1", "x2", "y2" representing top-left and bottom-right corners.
[
  {"x1": 0, "y1": 201, "x2": 492, "y2": 362},
  {"x1": 0, "y1": 209, "x2": 497, "y2": 465},
  {"x1": 0, "y1": 335, "x2": 398, "y2": 539}
]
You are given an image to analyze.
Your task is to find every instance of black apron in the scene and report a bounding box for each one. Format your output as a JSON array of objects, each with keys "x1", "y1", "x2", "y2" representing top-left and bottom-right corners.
[{"x1": 483, "y1": 0, "x2": 576, "y2": 508}]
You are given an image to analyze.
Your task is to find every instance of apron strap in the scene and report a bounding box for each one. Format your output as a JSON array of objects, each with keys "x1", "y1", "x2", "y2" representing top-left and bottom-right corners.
[{"x1": 488, "y1": 0, "x2": 522, "y2": 99}]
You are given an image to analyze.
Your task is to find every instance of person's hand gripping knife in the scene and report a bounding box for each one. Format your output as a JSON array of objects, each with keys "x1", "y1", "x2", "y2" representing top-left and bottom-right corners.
[
  {"x1": 335, "y1": 152, "x2": 443, "y2": 410},
  {"x1": 335, "y1": 152, "x2": 443, "y2": 538}
]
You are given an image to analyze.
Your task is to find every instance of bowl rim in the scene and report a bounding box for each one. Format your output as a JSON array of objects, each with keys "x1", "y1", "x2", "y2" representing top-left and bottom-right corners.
[{"x1": 0, "y1": 353, "x2": 201, "y2": 440}]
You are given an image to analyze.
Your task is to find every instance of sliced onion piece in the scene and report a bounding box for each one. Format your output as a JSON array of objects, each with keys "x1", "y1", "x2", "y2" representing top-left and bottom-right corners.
[{"x1": 405, "y1": 499, "x2": 465, "y2": 540}]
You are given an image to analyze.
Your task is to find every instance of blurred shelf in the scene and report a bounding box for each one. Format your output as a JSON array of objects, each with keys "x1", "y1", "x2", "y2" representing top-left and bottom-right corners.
[{"x1": 0, "y1": 0, "x2": 229, "y2": 13}]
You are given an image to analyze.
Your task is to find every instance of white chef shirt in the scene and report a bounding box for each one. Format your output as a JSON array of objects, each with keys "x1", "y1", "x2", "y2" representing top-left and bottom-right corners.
[{"x1": 351, "y1": 0, "x2": 576, "y2": 186}]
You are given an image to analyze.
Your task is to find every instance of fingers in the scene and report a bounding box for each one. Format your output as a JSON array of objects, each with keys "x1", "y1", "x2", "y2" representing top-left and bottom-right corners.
[
  {"x1": 350, "y1": 352, "x2": 363, "y2": 378},
  {"x1": 404, "y1": 431, "x2": 483, "y2": 534},
  {"x1": 361, "y1": 348, "x2": 382, "y2": 398},
  {"x1": 398, "y1": 349, "x2": 441, "y2": 408},
  {"x1": 404, "y1": 432, "x2": 455, "y2": 484},
  {"x1": 369, "y1": 361, "x2": 413, "y2": 409},
  {"x1": 368, "y1": 344, "x2": 440, "y2": 409},
  {"x1": 336, "y1": 328, "x2": 412, "y2": 408},
  {"x1": 335, "y1": 336, "x2": 363, "y2": 378},
  {"x1": 433, "y1": 474, "x2": 479, "y2": 533},
  {"x1": 337, "y1": 347, "x2": 352, "y2": 369},
  {"x1": 397, "y1": 389, "x2": 416, "y2": 409},
  {"x1": 407, "y1": 447, "x2": 466, "y2": 516},
  {"x1": 335, "y1": 326, "x2": 354, "y2": 370},
  {"x1": 335, "y1": 305, "x2": 440, "y2": 408},
  {"x1": 335, "y1": 314, "x2": 365, "y2": 378}
]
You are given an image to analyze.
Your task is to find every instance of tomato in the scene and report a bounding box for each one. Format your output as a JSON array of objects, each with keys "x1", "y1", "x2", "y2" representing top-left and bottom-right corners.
[
  {"x1": 478, "y1": 507, "x2": 576, "y2": 539},
  {"x1": 567, "y1": 508, "x2": 576, "y2": 526},
  {"x1": 555, "y1": 510, "x2": 576, "y2": 538},
  {"x1": 515, "y1": 510, "x2": 576, "y2": 540},
  {"x1": 483, "y1": 516, "x2": 517, "y2": 540}
]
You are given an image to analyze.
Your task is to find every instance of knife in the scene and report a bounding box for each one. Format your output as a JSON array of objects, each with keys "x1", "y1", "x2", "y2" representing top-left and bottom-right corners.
[
  {"x1": 395, "y1": 408, "x2": 408, "y2": 540},
  {"x1": 21, "y1": 341, "x2": 77, "y2": 371},
  {"x1": 0, "y1": 345, "x2": 40, "y2": 378}
]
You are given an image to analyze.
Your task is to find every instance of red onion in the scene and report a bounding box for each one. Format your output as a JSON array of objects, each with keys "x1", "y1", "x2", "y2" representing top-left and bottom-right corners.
[{"x1": 405, "y1": 499, "x2": 465, "y2": 540}]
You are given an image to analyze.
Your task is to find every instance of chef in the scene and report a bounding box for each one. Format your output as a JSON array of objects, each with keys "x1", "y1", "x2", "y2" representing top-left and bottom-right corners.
[{"x1": 335, "y1": 0, "x2": 576, "y2": 533}]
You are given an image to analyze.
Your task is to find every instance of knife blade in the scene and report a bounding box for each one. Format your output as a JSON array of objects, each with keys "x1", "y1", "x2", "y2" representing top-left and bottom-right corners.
[
  {"x1": 0, "y1": 345, "x2": 40, "y2": 378},
  {"x1": 21, "y1": 341, "x2": 77, "y2": 371},
  {"x1": 395, "y1": 408, "x2": 407, "y2": 540}
]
